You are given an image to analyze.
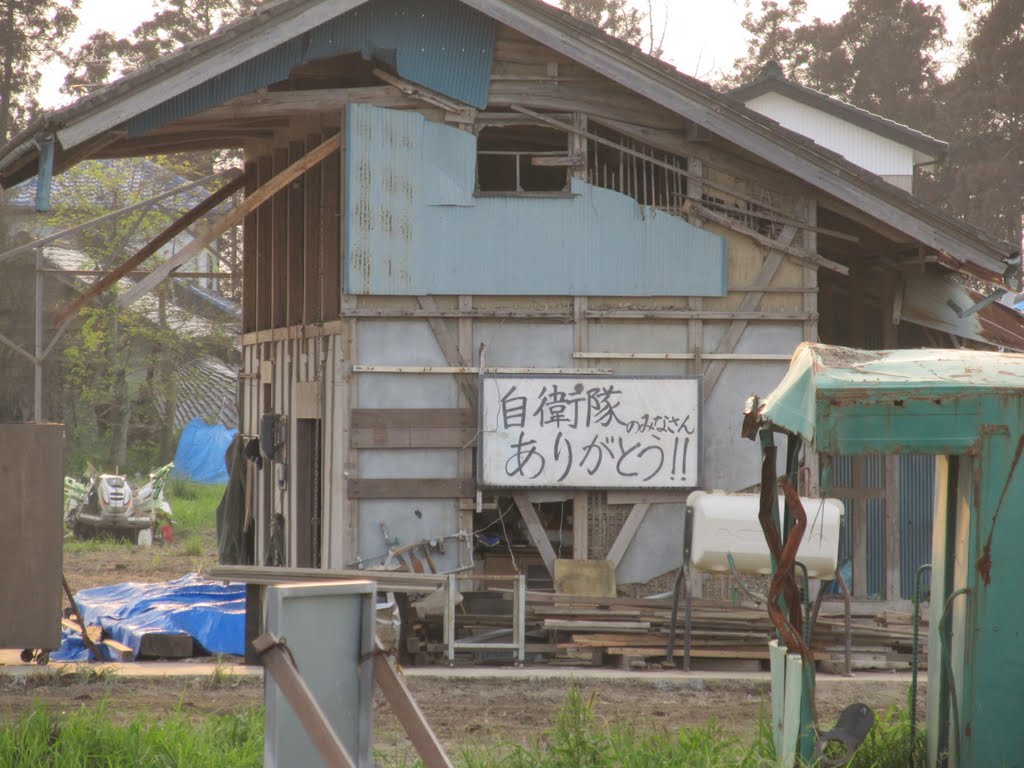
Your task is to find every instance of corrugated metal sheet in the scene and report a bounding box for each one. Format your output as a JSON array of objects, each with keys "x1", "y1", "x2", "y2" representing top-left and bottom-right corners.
[
  {"x1": 345, "y1": 103, "x2": 728, "y2": 296},
  {"x1": 902, "y1": 270, "x2": 1024, "y2": 352},
  {"x1": 899, "y1": 453, "x2": 934, "y2": 599},
  {"x1": 865, "y1": 455, "x2": 885, "y2": 598},
  {"x1": 128, "y1": 0, "x2": 495, "y2": 135},
  {"x1": 829, "y1": 454, "x2": 884, "y2": 598}
]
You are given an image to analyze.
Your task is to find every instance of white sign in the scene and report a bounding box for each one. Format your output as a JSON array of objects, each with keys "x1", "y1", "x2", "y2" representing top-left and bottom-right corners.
[{"x1": 479, "y1": 376, "x2": 701, "y2": 488}]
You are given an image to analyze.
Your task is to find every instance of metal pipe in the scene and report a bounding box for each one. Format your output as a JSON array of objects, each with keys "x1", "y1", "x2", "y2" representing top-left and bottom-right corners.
[
  {"x1": 836, "y1": 565, "x2": 853, "y2": 677},
  {"x1": 909, "y1": 563, "x2": 932, "y2": 761},
  {"x1": 939, "y1": 587, "x2": 969, "y2": 767}
]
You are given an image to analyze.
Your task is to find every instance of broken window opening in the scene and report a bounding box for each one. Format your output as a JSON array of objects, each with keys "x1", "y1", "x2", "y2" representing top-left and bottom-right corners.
[
  {"x1": 586, "y1": 123, "x2": 688, "y2": 214},
  {"x1": 476, "y1": 125, "x2": 572, "y2": 194}
]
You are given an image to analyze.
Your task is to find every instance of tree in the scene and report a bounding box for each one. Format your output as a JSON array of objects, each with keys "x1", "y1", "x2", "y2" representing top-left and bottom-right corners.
[
  {"x1": 558, "y1": 0, "x2": 665, "y2": 56},
  {"x1": 0, "y1": 0, "x2": 80, "y2": 144},
  {"x1": 929, "y1": 0, "x2": 1024, "y2": 246},
  {"x1": 64, "y1": 0, "x2": 263, "y2": 93},
  {"x1": 729, "y1": 0, "x2": 947, "y2": 130}
]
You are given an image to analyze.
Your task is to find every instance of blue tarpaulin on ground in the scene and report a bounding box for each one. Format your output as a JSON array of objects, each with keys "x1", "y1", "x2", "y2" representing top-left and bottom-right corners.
[
  {"x1": 173, "y1": 418, "x2": 237, "y2": 483},
  {"x1": 51, "y1": 574, "x2": 245, "y2": 662}
]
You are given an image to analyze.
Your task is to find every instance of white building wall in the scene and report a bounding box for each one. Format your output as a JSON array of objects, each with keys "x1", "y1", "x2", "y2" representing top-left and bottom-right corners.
[{"x1": 744, "y1": 92, "x2": 917, "y2": 179}]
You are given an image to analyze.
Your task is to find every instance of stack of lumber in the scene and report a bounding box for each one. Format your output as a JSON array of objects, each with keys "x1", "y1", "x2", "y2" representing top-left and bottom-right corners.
[{"x1": 525, "y1": 591, "x2": 928, "y2": 671}]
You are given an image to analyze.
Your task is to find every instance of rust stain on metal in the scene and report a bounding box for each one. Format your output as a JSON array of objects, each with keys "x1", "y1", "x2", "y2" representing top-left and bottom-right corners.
[{"x1": 977, "y1": 433, "x2": 1024, "y2": 586}]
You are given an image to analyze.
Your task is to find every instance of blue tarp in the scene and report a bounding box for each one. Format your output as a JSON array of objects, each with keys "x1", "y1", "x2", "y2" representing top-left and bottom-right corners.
[
  {"x1": 51, "y1": 574, "x2": 245, "y2": 662},
  {"x1": 173, "y1": 418, "x2": 237, "y2": 483}
]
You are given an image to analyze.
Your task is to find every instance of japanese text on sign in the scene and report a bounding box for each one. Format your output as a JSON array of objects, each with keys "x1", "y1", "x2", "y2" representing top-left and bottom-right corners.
[{"x1": 479, "y1": 376, "x2": 701, "y2": 488}]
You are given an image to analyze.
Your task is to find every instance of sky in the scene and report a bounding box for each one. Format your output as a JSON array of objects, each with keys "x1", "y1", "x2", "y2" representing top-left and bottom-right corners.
[{"x1": 37, "y1": 0, "x2": 973, "y2": 108}]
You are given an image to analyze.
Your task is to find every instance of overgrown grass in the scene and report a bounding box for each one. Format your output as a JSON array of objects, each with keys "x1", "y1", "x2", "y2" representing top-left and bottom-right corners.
[
  {"x1": 166, "y1": 479, "x2": 224, "y2": 538},
  {"x1": 0, "y1": 684, "x2": 922, "y2": 767},
  {"x1": 0, "y1": 704, "x2": 261, "y2": 767},
  {"x1": 377, "y1": 685, "x2": 924, "y2": 768}
]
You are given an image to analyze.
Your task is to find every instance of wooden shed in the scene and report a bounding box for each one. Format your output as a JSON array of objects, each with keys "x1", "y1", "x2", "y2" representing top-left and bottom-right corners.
[{"x1": 3, "y1": 0, "x2": 1022, "y2": 602}]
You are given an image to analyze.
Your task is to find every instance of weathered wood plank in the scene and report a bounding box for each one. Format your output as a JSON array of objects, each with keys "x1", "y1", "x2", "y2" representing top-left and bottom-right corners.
[
  {"x1": 351, "y1": 408, "x2": 477, "y2": 429},
  {"x1": 350, "y1": 427, "x2": 477, "y2": 449},
  {"x1": 347, "y1": 479, "x2": 475, "y2": 499}
]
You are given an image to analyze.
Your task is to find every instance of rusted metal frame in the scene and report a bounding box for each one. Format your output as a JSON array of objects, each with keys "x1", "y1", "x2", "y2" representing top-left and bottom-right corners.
[
  {"x1": 54, "y1": 173, "x2": 245, "y2": 325},
  {"x1": 0, "y1": 169, "x2": 234, "y2": 265},
  {"x1": 757, "y1": 438, "x2": 806, "y2": 656},
  {"x1": 703, "y1": 224, "x2": 800, "y2": 400},
  {"x1": 371, "y1": 638, "x2": 455, "y2": 768},
  {"x1": 418, "y1": 296, "x2": 478, "y2": 409},
  {"x1": 513, "y1": 493, "x2": 558, "y2": 577},
  {"x1": 775, "y1": 479, "x2": 812, "y2": 663},
  {"x1": 117, "y1": 133, "x2": 341, "y2": 308},
  {"x1": 253, "y1": 632, "x2": 358, "y2": 768}
]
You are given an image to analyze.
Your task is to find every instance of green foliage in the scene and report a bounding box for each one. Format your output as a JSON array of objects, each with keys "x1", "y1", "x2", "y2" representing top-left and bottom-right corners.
[
  {"x1": 729, "y1": 0, "x2": 947, "y2": 130},
  {"x1": 0, "y1": 703, "x2": 262, "y2": 767},
  {"x1": 167, "y1": 480, "x2": 224, "y2": 537},
  {"x1": 0, "y1": 0, "x2": 80, "y2": 142}
]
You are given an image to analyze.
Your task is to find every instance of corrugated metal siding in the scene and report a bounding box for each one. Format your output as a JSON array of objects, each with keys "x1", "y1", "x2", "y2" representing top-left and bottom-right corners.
[
  {"x1": 744, "y1": 92, "x2": 916, "y2": 177},
  {"x1": 865, "y1": 455, "x2": 885, "y2": 598},
  {"x1": 128, "y1": 0, "x2": 495, "y2": 135},
  {"x1": 829, "y1": 454, "x2": 884, "y2": 597},
  {"x1": 345, "y1": 103, "x2": 728, "y2": 297},
  {"x1": 900, "y1": 453, "x2": 934, "y2": 598}
]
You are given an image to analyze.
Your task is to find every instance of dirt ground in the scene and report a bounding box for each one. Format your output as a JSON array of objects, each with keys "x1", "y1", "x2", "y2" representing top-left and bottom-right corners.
[{"x1": 0, "y1": 540, "x2": 919, "y2": 755}]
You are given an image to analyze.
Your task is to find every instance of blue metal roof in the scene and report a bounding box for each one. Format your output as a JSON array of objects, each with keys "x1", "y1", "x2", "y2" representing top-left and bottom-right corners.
[{"x1": 127, "y1": 0, "x2": 495, "y2": 135}]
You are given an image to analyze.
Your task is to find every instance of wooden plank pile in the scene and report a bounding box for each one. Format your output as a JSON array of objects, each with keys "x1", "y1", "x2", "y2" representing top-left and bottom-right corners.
[{"x1": 521, "y1": 591, "x2": 928, "y2": 671}]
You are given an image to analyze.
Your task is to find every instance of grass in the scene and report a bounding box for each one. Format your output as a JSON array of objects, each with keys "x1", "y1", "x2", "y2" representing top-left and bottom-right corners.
[
  {"x1": 0, "y1": 682, "x2": 922, "y2": 767},
  {"x1": 0, "y1": 704, "x2": 262, "y2": 767},
  {"x1": 376, "y1": 685, "x2": 924, "y2": 768},
  {"x1": 166, "y1": 479, "x2": 224, "y2": 538}
]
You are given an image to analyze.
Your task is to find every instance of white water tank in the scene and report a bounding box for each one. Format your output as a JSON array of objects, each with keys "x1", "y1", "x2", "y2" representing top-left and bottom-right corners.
[{"x1": 687, "y1": 491, "x2": 843, "y2": 578}]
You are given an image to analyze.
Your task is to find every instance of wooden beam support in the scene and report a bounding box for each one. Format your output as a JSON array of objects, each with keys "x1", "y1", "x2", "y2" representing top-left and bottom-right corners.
[
  {"x1": 418, "y1": 295, "x2": 479, "y2": 408},
  {"x1": 54, "y1": 173, "x2": 245, "y2": 325},
  {"x1": 118, "y1": 132, "x2": 341, "y2": 307},
  {"x1": 702, "y1": 223, "x2": 800, "y2": 400},
  {"x1": 347, "y1": 478, "x2": 475, "y2": 499},
  {"x1": 371, "y1": 639, "x2": 455, "y2": 768},
  {"x1": 692, "y1": 203, "x2": 849, "y2": 275},
  {"x1": 606, "y1": 503, "x2": 650, "y2": 567},
  {"x1": 513, "y1": 493, "x2": 557, "y2": 577},
  {"x1": 185, "y1": 86, "x2": 417, "y2": 121}
]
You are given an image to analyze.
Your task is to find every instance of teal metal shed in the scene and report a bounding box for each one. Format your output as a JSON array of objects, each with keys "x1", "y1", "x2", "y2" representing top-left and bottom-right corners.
[{"x1": 751, "y1": 342, "x2": 1024, "y2": 768}]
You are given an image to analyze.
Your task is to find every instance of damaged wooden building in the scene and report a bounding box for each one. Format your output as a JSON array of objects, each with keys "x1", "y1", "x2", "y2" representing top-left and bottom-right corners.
[{"x1": 3, "y1": 0, "x2": 1023, "y2": 604}]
